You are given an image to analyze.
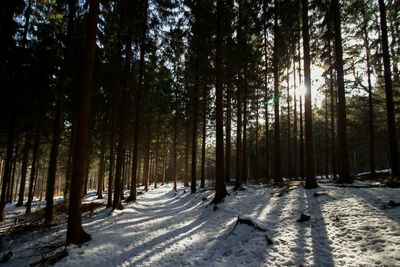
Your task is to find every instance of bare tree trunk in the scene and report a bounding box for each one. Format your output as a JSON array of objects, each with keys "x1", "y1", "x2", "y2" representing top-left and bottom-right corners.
[
  {"x1": 212, "y1": 0, "x2": 228, "y2": 204},
  {"x1": 273, "y1": 1, "x2": 283, "y2": 185},
  {"x1": 26, "y1": 111, "x2": 44, "y2": 214},
  {"x1": 66, "y1": 0, "x2": 99, "y2": 245},
  {"x1": 45, "y1": 0, "x2": 76, "y2": 224},
  {"x1": 302, "y1": 0, "x2": 317, "y2": 188},
  {"x1": 16, "y1": 131, "x2": 30, "y2": 206},
  {"x1": 0, "y1": 120, "x2": 15, "y2": 221},
  {"x1": 378, "y1": 0, "x2": 399, "y2": 177},
  {"x1": 331, "y1": 0, "x2": 350, "y2": 182}
]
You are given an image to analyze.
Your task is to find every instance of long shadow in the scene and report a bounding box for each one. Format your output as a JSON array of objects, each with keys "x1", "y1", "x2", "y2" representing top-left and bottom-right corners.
[
  {"x1": 348, "y1": 187, "x2": 400, "y2": 223},
  {"x1": 291, "y1": 187, "x2": 309, "y2": 266},
  {"x1": 305, "y1": 189, "x2": 335, "y2": 267}
]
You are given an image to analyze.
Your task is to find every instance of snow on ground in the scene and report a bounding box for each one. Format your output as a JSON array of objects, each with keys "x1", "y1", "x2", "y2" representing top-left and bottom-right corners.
[{"x1": 2, "y1": 183, "x2": 400, "y2": 266}]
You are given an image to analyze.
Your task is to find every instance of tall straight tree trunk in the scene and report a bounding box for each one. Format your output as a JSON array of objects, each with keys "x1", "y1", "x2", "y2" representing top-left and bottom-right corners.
[
  {"x1": 154, "y1": 125, "x2": 160, "y2": 189},
  {"x1": 26, "y1": 110, "x2": 44, "y2": 214},
  {"x1": 173, "y1": 114, "x2": 178, "y2": 191},
  {"x1": 331, "y1": 0, "x2": 350, "y2": 182},
  {"x1": 293, "y1": 56, "x2": 298, "y2": 179},
  {"x1": 361, "y1": 7, "x2": 375, "y2": 176},
  {"x1": 378, "y1": 0, "x2": 399, "y2": 177},
  {"x1": 273, "y1": 2, "x2": 283, "y2": 185},
  {"x1": 191, "y1": 59, "x2": 200, "y2": 194},
  {"x1": 201, "y1": 86, "x2": 207, "y2": 188},
  {"x1": 113, "y1": 27, "x2": 133, "y2": 210},
  {"x1": 45, "y1": 0, "x2": 76, "y2": 224},
  {"x1": 66, "y1": 0, "x2": 99, "y2": 245},
  {"x1": 97, "y1": 125, "x2": 106, "y2": 199},
  {"x1": 0, "y1": 120, "x2": 15, "y2": 221},
  {"x1": 212, "y1": 0, "x2": 228, "y2": 204},
  {"x1": 225, "y1": 82, "x2": 231, "y2": 185},
  {"x1": 143, "y1": 120, "x2": 152, "y2": 191},
  {"x1": 302, "y1": 0, "x2": 317, "y2": 188},
  {"x1": 242, "y1": 63, "x2": 248, "y2": 184},
  {"x1": 262, "y1": 2, "x2": 270, "y2": 183},
  {"x1": 64, "y1": 124, "x2": 75, "y2": 206},
  {"x1": 286, "y1": 68, "x2": 291, "y2": 179},
  {"x1": 255, "y1": 89, "x2": 259, "y2": 184},
  {"x1": 235, "y1": 1, "x2": 243, "y2": 190},
  {"x1": 127, "y1": 0, "x2": 148, "y2": 202},
  {"x1": 161, "y1": 128, "x2": 167, "y2": 185},
  {"x1": 184, "y1": 111, "x2": 190, "y2": 187},
  {"x1": 327, "y1": 20, "x2": 337, "y2": 180},
  {"x1": 298, "y1": 35, "x2": 305, "y2": 180},
  {"x1": 16, "y1": 131, "x2": 30, "y2": 206},
  {"x1": 8, "y1": 137, "x2": 19, "y2": 203},
  {"x1": 107, "y1": 89, "x2": 116, "y2": 208}
]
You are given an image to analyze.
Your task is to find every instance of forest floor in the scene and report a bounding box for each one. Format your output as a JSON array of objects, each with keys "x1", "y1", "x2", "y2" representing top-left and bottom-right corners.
[{"x1": 1, "y1": 181, "x2": 400, "y2": 266}]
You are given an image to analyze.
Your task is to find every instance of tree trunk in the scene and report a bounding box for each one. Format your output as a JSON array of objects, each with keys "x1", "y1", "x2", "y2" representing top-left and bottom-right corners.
[
  {"x1": 97, "y1": 125, "x2": 106, "y2": 199},
  {"x1": 212, "y1": 0, "x2": 228, "y2": 204},
  {"x1": 66, "y1": 0, "x2": 98, "y2": 245},
  {"x1": 273, "y1": 2, "x2": 283, "y2": 185},
  {"x1": 184, "y1": 110, "x2": 190, "y2": 187},
  {"x1": 201, "y1": 86, "x2": 207, "y2": 188},
  {"x1": 242, "y1": 63, "x2": 248, "y2": 184},
  {"x1": 173, "y1": 114, "x2": 178, "y2": 191},
  {"x1": 331, "y1": 0, "x2": 350, "y2": 182},
  {"x1": 16, "y1": 131, "x2": 30, "y2": 206},
  {"x1": 225, "y1": 82, "x2": 231, "y2": 185},
  {"x1": 127, "y1": 0, "x2": 148, "y2": 202},
  {"x1": 302, "y1": 0, "x2": 317, "y2": 188},
  {"x1": 0, "y1": 120, "x2": 15, "y2": 221},
  {"x1": 378, "y1": 0, "x2": 399, "y2": 177},
  {"x1": 8, "y1": 137, "x2": 19, "y2": 203},
  {"x1": 45, "y1": 0, "x2": 76, "y2": 224},
  {"x1": 286, "y1": 68, "x2": 291, "y2": 180},
  {"x1": 191, "y1": 59, "x2": 200, "y2": 194},
  {"x1": 113, "y1": 30, "x2": 132, "y2": 209},
  {"x1": 361, "y1": 7, "x2": 375, "y2": 176},
  {"x1": 26, "y1": 111, "x2": 44, "y2": 214},
  {"x1": 143, "y1": 120, "x2": 152, "y2": 191},
  {"x1": 262, "y1": 2, "x2": 270, "y2": 183}
]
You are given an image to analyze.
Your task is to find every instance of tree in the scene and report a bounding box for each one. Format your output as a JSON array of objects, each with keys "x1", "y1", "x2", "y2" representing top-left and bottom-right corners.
[
  {"x1": 378, "y1": 0, "x2": 400, "y2": 177},
  {"x1": 302, "y1": 0, "x2": 318, "y2": 188},
  {"x1": 331, "y1": 0, "x2": 350, "y2": 183},
  {"x1": 212, "y1": 0, "x2": 228, "y2": 204},
  {"x1": 66, "y1": 0, "x2": 99, "y2": 245}
]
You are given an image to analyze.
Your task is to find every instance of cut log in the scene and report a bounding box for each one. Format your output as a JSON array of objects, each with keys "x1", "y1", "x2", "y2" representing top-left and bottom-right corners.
[{"x1": 30, "y1": 250, "x2": 68, "y2": 267}]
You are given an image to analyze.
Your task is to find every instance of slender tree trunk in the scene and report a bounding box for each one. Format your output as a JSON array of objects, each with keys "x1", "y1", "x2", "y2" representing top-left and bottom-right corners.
[
  {"x1": 286, "y1": 67, "x2": 291, "y2": 179},
  {"x1": 273, "y1": 2, "x2": 283, "y2": 185},
  {"x1": 293, "y1": 57, "x2": 298, "y2": 180},
  {"x1": 173, "y1": 114, "x2": 178, "y2": 191},
  {"x1": 378, "y1": 0, "x2": 399, "y2": 177},
  {"x1": 127, "y1": 0, "x2": 148, "y2": 202},
  {"x1": 0, "y1": 120, "x2": 15, "y2": 221},
  {"x1": 361, "y1": 7, "x2": 375, "y2": 176},
  {"x1": 66, "y1": 0, "x2": 99, "y2": 245},
  {"x1": 143, "y1": 120, "x2": 152, "y2": 191},
  {"x1": 225, "y1": 83, "x2": 231, "y2": 185},
  {"x1": 331, "y1": 0, "x2": 350, "y2": 182},
  {"x1": 212, "y1": 0, "x2": 228, "y2": 204},
  {"x1": 242, "y1": 63, "x2": 248, "y2": 184},
  {"x1": 45, "y1": 0, "x2": 76, "y2": 224},
  {"x1": 97, "y1": 125, "x2": 106, "y2": 199},
  {"x1": 8, "y1": 137, "x2": 19, "y2": 203},
  {"x1": 64, "y1": 124, "x2": 75, "y2": 206},
  {"x1": 255, "y1": 89, "x2": 259, "y2": 184},
  {"x1": 302, "y1": 0, "x2": 317, "y2": 188},
  {"x1": 184, "y1": 111, "x2": 190, "y2": 187},
  {"x1": 26, "y1": 111, "x2": 44, "y2": 214},
  {"x1": 262, "y1": 3, "x2": 270, "y2": 183},
  {"x1": 154, "y1": 125, "x2": 160, "y2": 189},
  {"x1": 201, "y1": 86, "x2": 207, "y2": 188},
  {"x1": 161, "y1": 128, "x2": 167, "y2": 185},
  {"x1": 16, "y1": 131, "x2": 30, "y2": 206},
  {"x1": 113, "y1": 27, "x2": 133, "y2": 210},
  {"x1": 191, "y1": 59, "x2": 200, "y2": 194}
]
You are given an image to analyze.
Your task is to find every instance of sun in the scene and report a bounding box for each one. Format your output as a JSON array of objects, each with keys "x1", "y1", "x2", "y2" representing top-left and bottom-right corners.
[{"x1": 296, "y1": 84, "x2": 306, "y2": 97}]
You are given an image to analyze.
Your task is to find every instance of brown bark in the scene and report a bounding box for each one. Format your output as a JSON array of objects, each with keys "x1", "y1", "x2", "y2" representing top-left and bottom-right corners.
[
  {"x1": 26, "y1": 111, "x2": 44, "y2": 214},
  {"x1": 45, "y1": 0, "x2": 76, "y2": 224},
  {"x1": 0, "y1": 120, "x2": 15, "y2": 221},
  {"x1": 66, "y1": 0, "x2": 99, "y2": 245},
  {"x1": 331, "y1": 0, "x2": 350, "y2": 182},
  {"x1": 16, "y1": 131, "x2": 30, "y2": 206},
  {"x1": 378, "y1": 0, "x2": 399, "y2": 177},
  {"x1": 212, "y1": 0, "x2": 228, "y2": 204},
  {"x1": 273, "y1": 1, "x2": 283, "y2": 185},
  {"x1": 302, "y1": 0, "x2": 317, "y2": 188}
]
